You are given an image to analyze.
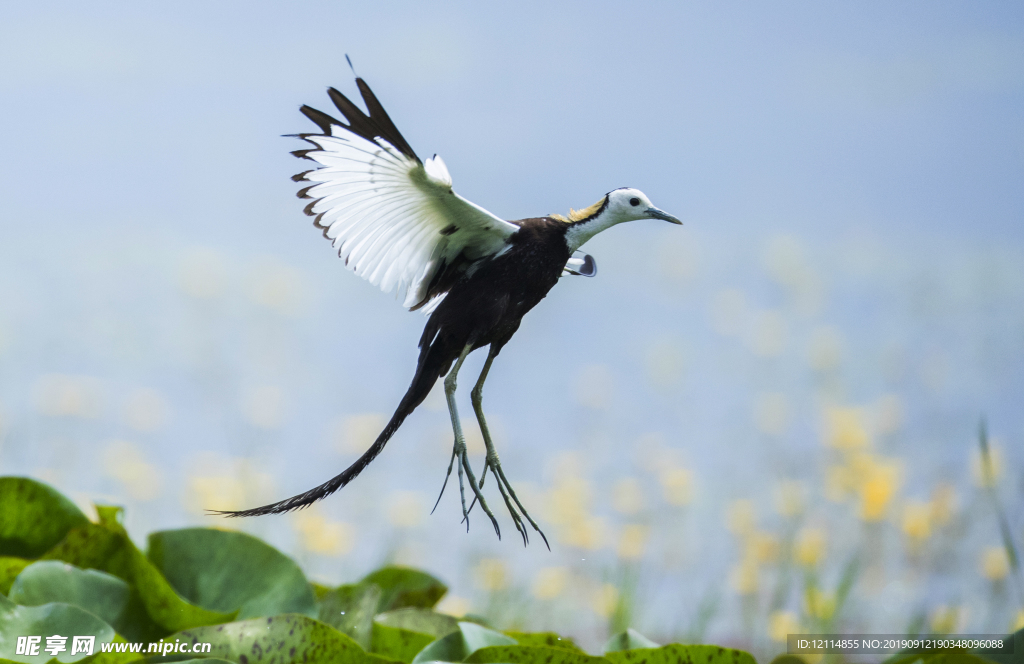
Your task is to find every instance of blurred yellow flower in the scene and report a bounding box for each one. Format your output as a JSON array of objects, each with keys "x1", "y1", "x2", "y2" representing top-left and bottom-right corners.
[
  {"x1": 746, "y1": 531, "x2": 780, "y2": 565},
  {"x1": 617, "y1": 524, "x2": 650, "y2": 560},
  {"x1": 971, "y1": 444, "x2": 1003, "y2": 488},
  {"x1": 825, "y1": 407, "x2": 869, "y2": 450},
  {"x1": 825, "y1": 464, "x2": 855, "y2": 502},
  {"x1": 548, "y1": 475, "x2": 592, "y2": 526},
  {"x1": 930, "y1": 483, "x2": 956, "y2": 526},
  {"x1": 531, "y1": 567, "x2": 569, "y2": 600},
  {"x1": 774, "y1": 480, "x2": 805, "y2": 518},
  {"x1": 187, "y1": 475, "x2": 247, "y2": 513},
  {"x1": 659, "y1": 466, "x2": 694, "y2": 507},
  {"x1": 901, "y1": 500, "x2": 932, "y2": 544},
  {"x1": 726, "y1": 500, "x2": 756, "y2": 536},
  {"x1": 387, "y1": 491, "x2": 425, "y2": 528},
  {"x1": 436, "y1": 595, "x2": 470, "y2": 618},
  {"x1": 591, "y1": 583, "x2": 619, "y2": 618},
  {"x1": 754, "y1": 392, "x2": 790, "y2": 437},
  {"x1": 1014, "y1": 609, "x2": 1024, "y2": 632},
  {"x1": 768, "y1": 610, "x2": 801, "y2": 642},
  {"x1": 474, "y1": 558, "x2": 508, "y2": 592},
  {"x1": 805, "y1": 587, "x2": 835, "y2": 621},
  {"x1": 183, "y1": 454, "x2": 276, "y2": 515},
  {"x1": 729, "y1": 558, "x2": 759, "y2": 595},
  {"x1": 795, "y1": 528, "x2": 827, "y2": 568},
  {"x1": 612, "y1": 477, "x2": 646, "y2": 515},
  {"x1": 980, "y1": 547, "x2": 1009, "y2": 581},
  {"x1": 293, "y1": 510, "x2": 354, "y2": 556},
  {"x1": 859, "y1": 462, "x2": 901, "y2": 522},
  {"x1": 929, "y1": 605, "x2": 960, "y2": 634},
  {"x1": 102, "y1": 439, "x2": 163, "y2": 501},
  {"x1": 562, "y1": 515, "x2": 608, "y2": 550}
]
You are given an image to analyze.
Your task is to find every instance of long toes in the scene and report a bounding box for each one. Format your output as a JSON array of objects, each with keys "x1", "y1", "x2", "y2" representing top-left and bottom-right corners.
[
  {"x1": 461, "y1": 452, "x2": 500, "y2": 539},
  {"x1": 493, "y1": 464, "x2": 550, "y2": 550},
  {"x1": 432, "y1": 450, "x2": 458, "y2": 515},
  {"x1": 492, "y1": 471, "x2": 528, "y2": 545},
  {"x1": 455, "y1": 453, "x2": 470, "y2": 532}
]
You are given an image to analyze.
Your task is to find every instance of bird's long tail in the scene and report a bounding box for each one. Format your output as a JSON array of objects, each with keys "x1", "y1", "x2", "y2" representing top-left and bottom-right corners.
[{"x1": 215, "y1": 326, "x2": 454, "y2": 518}]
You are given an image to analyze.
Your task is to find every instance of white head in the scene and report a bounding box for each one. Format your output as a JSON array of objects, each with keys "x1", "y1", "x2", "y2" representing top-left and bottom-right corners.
[{"x1": 560, "y1": 187, "x2": 681, "y2": 252}]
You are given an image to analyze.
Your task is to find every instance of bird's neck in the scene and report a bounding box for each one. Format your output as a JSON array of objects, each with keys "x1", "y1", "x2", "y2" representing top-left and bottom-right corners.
[{"x1": 563, "y1": 210, "x2": 627, "y2": 253}]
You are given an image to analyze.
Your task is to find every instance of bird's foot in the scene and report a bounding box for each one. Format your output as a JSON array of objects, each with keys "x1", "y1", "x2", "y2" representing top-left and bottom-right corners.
[
  {"x1": 469, "y1": 456, "x2": 549, "y2": 550},
  {"x1": 433, "y1": 438, "x2": 500, "y2": 539}
]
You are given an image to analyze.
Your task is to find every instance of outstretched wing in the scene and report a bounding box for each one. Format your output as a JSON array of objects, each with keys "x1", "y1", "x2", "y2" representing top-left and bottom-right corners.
[{"x1": 293, "y1": 78, "x2": 519, "y2": 309}]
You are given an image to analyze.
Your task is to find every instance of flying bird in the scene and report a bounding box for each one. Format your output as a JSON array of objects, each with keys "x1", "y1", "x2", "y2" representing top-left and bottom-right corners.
[{"x1": 219, "y1": 72, "x2": 682, "y2": 546}]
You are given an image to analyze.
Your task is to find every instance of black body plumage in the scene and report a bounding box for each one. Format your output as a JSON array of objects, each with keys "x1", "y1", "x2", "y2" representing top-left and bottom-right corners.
[{"x1": 221, "y1": 217, "x2": 569, "y2": 518}]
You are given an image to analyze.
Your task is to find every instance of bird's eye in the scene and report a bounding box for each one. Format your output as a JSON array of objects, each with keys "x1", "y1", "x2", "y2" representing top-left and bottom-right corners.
[{"x1": 629, "y1": 197, "x2": 640, "y2": 206}]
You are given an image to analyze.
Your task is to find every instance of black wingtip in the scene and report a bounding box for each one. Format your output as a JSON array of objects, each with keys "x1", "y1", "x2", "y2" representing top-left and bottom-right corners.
[
  {"x1": 345, "y1": 53, "x2": 357, "y2": 77},
  {"x1": 300, "y1": 105, "x2": 342, "y2": 135}
]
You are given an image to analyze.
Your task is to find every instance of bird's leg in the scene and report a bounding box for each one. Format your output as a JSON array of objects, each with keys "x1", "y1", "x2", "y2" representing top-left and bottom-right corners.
[
  {"x1": 469, "y1": 347, "x2": 550, "y2": 550},
  {"x1": 440, "y1": 343, "x2": 501, "y2": 538}
]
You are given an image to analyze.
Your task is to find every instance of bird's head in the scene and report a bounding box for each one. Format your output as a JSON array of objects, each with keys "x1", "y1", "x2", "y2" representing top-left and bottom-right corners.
[{"x1": 559, "y1": 187, "x2": 681, "y2": 252}]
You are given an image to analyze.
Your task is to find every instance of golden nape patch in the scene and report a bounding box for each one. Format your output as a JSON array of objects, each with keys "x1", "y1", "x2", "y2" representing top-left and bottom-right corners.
[{"x1": 550, "y1": 195, "x2": 608, "y2": 223}]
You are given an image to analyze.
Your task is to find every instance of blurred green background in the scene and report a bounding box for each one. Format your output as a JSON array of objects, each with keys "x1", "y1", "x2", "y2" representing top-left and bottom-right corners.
[{"x1": 1, "y1": 1, "x2": 1022, "y2": 660}]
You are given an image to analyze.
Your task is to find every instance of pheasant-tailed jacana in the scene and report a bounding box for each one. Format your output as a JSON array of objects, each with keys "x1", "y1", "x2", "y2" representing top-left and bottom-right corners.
[{"x1": 219, "y1": 72, "x2": 682, "y2": 547}]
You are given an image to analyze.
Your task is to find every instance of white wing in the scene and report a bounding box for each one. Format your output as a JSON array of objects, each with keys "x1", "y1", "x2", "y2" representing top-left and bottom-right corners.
[{"x1": 293, "y1": 79, "x2": 520, "y2": 309}]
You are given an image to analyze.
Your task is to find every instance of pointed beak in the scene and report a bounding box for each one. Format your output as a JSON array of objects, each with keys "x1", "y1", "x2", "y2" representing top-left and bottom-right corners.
[{"x1": 645, "y1": 207, "x2": 683, "y2": 225}]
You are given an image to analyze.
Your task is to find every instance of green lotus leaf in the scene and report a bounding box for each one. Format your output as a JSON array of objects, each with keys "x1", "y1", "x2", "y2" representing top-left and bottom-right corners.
[
  {"x1": 318, "y1": 583, "x2": 383, "y2": 649},
  {"x1": 152, "y1": 660, "x2": 236, "y2": 664},
  {"x1": 167, "y1": 613, "x2": 401, "y2": 664},
  {"x1": 503, "y1": 632, "x2": 585, "y2": 653},
  {"x1": 604, "y1": 644, "x2": 756, "y2": 664},
  {"x1": 376, "y1": 609, "x2": 459, "y2": 638},
  {"x1": 0, "y1": 478, "x2": 90, "y2": 559},
  {"x1": 370, "y1": 608, "x2": 460, "y2": 663},
  {"x1": 768, "y1": 656, "x2": 805, "y2": 664},
  {"x1": 310, "y1": 582, "x2": 333, "y2": 600},
  {"x1": 412, "y1": 622, "x2": 518, "y2": 664},
  {"x1": 146, "y1": 528, "x2": 316, "y2": 619},
  {"x1": 360, "y1": 567, "x2": 447, "y2": 612},
  {"x1": 0, "y1": 594, "x2": 115, "y2": 664},
  {"x1": 0, "y1": 558, "x2": 31, "y2": 595},
  {"x1": 602, "y1": 629, "x2": 659, "y2": 653},
  {"x1": 370, "y1": 623, "x2": 435, "y2": 663},
  {"x1": 8, "y1": 562, "x2": 130, "y2": 636},
  {"x1": 465, "y1": 646, "x2": 608, "y2": 664},
  {"x1": 410, "y1": 631, "x2": 465, "y2": 664},
  {"x1": 40, "y1": 508, "x2": 234, "y2": 633}
]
